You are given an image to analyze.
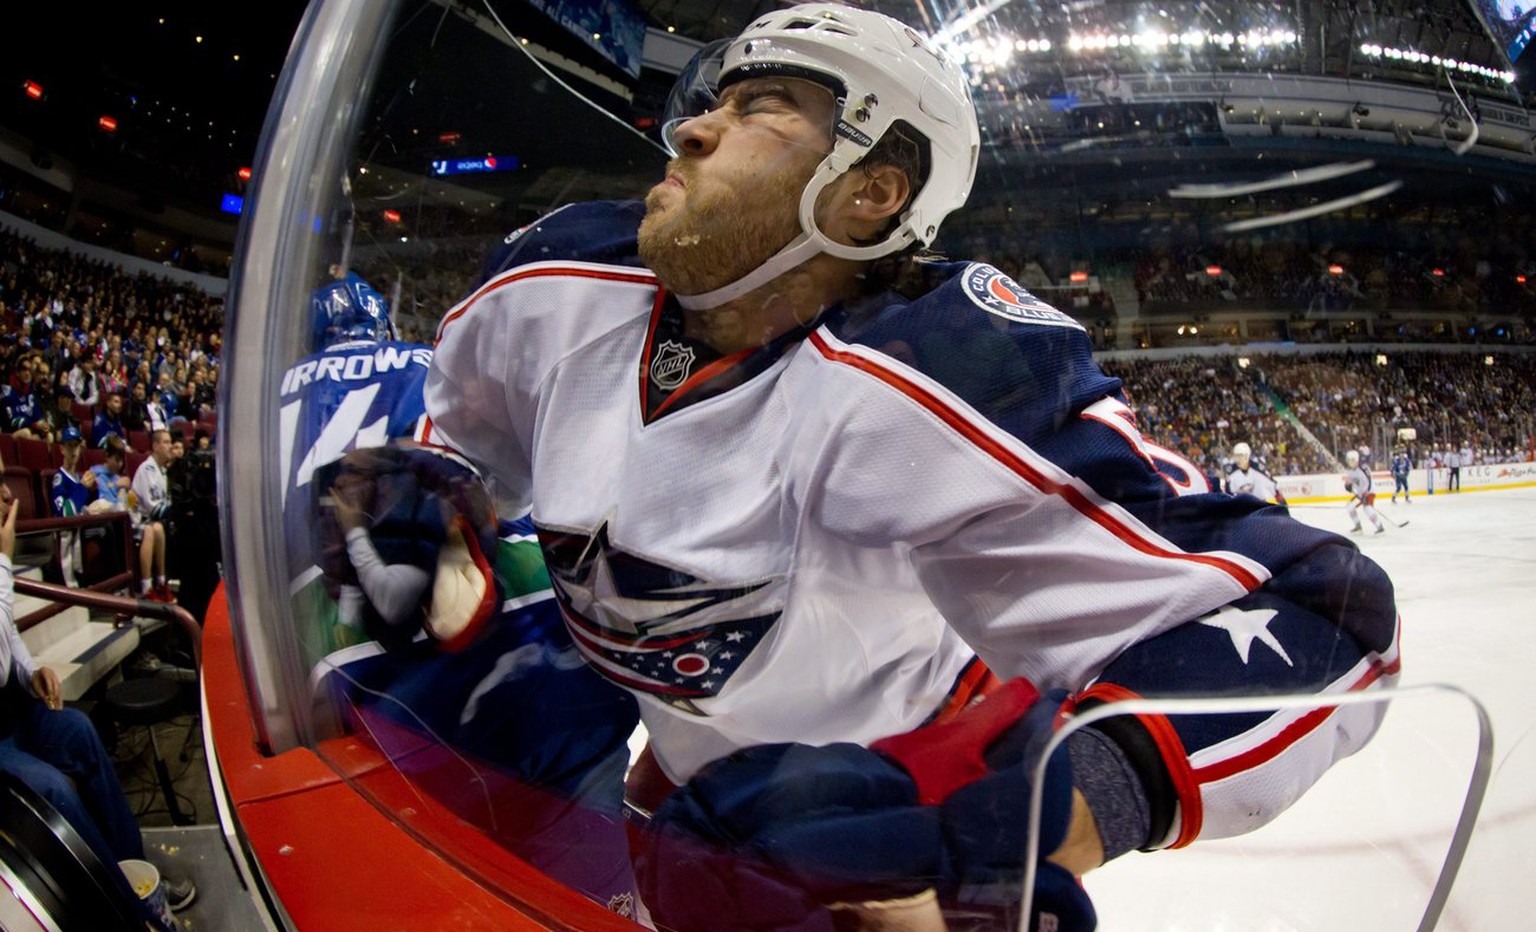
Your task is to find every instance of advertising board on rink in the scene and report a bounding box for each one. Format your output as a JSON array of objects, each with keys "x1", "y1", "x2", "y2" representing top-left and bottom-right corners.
[{"x1": 1278, "y1": 462, "x2": 1536, "y2": 503}]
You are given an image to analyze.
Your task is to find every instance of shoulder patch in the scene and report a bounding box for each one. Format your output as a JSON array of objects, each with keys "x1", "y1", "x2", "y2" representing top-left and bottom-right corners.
[{"x1": 961, "y1": 263, "x2": 1084, "y2": 331}]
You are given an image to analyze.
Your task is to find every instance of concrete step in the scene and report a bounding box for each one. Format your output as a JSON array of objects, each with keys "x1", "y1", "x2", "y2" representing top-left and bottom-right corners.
[
  {"x1": 37, "y1": 622, "x2": 140, "y2": 702},
  {"x1": 13, "y1": 567, "x2": 141, "y2": 701}
]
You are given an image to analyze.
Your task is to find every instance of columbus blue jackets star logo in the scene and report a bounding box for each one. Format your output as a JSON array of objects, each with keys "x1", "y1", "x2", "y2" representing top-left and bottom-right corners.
[
  {"x1": 1199, "y1": 606, "x2": 1292, "y2": 666},
  {"x1": 536, "y1": 520, "x2": 784, "y2": 712}
]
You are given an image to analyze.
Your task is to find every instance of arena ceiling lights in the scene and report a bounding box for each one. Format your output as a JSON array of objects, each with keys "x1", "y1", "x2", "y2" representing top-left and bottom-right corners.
[
  {"x1": 1066, "y1": 28, "x2": 1297, "y2": 53},
  {"x1": 1357, "y1": 43, "x2": 1514, "y2": 83},
  {"x1": 943, "y1": 25, "x2": 1298, "y2": 68}
]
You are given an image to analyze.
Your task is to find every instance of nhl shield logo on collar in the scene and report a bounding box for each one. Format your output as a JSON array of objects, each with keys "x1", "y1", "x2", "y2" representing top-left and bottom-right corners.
[
  {"x1": 650, "y1": 339, "x2": 697, "y2": 390},
  {"x1": 962, "y1": 263, "x2": 1084, "y2": 331}
]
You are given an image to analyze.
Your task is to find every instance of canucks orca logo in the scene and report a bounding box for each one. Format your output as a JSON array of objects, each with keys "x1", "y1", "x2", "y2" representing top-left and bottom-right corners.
[
  {"x1": 962, "y1": 263, "x2": 1084, "y2": 331},
  {"x1": 535, "y1": 520, "x2": 784, "y2": 714}
]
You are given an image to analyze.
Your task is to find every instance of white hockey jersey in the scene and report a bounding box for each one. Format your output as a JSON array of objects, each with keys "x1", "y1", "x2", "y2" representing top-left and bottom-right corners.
[
  {"x1": 425, "y1": 202, "x2": 1400, "y2": 844},
  {"x1": 1225, "y1": 464, "x2": 1281, "y2": 503},
  {"x1": 1344, "y1": 466, "x2": 1375, "y2": 499}
]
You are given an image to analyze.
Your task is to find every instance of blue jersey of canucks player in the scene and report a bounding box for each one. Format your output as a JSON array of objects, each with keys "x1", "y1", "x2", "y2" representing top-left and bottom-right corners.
[
  {"x1": 50, "y1": 468, "x2": 94, "y2": 516},
  {"x1": 279, "y1": 338, "x2": 433, "y2": 581},
  {"x1": 278, "y1": 318, "x2": 639, "y2": 913}
]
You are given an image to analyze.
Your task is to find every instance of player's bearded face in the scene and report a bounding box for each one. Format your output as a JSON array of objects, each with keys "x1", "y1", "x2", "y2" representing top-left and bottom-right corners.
[{"x1": 639, "y1": 79, "x2": 834, "y2": 296}]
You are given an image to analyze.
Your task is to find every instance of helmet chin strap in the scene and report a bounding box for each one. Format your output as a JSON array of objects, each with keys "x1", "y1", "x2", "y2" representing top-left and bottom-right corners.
[{"x1": 674, "y1": 155, "x2": 915, "y2": 310}]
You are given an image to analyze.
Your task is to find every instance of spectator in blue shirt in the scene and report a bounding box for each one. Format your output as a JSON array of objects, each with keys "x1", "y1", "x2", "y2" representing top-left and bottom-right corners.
[
  {"x1": 3, "y1": 364, "x2": 50, "y2": 442},
  {"x1": 49, "y1": 428, "x2": 95, "y2": 517},
  {"x1": 88, "y1": 437, "x2": 131, "y2": 512},
  {"x1": 90, "y1": 392, "x2": 127, "y2": 449}
]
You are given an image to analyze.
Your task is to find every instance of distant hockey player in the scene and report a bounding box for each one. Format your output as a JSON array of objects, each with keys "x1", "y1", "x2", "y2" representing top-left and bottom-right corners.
[
  {"x1": 1344, "y1": 450, "x2": 1386, "y2": 534},
  {"x1": 420, "y1": 6, "x2": 1401, "y2": 930},
  {"x1": 1390, "y1": 448, "x2": 1412, "y2": 504},
  {"x1": 1223, "y1": 441, "x2": 1284, "y2": 504}
]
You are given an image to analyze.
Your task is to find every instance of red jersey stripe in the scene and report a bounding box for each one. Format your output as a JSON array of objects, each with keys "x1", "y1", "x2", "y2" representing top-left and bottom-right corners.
[
  {"x1": 808, "y1": 332, "x2": 1265, "y2": 590},
  {"x1": 436, "y1": 263, "x2": 657, "y2": 342}
]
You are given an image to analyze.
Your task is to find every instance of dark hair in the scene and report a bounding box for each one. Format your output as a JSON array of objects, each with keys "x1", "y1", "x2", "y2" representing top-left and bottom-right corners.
[
  {"x1": 861, "y1": 121, "x2": 930, "y2": 201},
  {"x1": 851, "y1": 120, "x2": 940, "y2": 293}
]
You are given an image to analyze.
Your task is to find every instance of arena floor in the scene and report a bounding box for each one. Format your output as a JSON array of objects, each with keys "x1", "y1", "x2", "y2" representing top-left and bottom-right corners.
[{"x1": 1087, "y1": 485, "x2": 1536, "y2": 931}]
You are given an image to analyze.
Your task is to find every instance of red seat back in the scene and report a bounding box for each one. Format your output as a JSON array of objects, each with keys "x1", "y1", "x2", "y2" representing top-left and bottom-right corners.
[
  {"x1": 0, "y1": 434, "x2": 16, "y2": 470},
  {"x1": 1, "y1": 467, "x2": 40, "y2": 522},
  {"x1": 14, "y1": 437, "x2": 51, "y2": 474},
  {"x1": 125, "y1": 450, "x2": 149, "y2": 480},
  {"x1": 39, "y1": 468, "x2": 59, "y2": 516}
]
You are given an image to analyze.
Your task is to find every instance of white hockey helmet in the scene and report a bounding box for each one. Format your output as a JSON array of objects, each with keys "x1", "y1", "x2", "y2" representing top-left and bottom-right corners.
[
  {"x1": 1345, "y1": 450, "x2": 1360, "y2": 467},
  {"x1": 1232, "y1": 442, "x2": 1252, "y2": 460},
  {"x1": 669, "y1": 2, "x2": 980, "y2": 308}
]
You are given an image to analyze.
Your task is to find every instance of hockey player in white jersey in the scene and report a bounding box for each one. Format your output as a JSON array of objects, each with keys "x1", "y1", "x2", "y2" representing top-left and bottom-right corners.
[
  {"x1": 423, "y1": 5, "x2": 1400, "y2": 929},
  {"x1": 1343, "y1": 449, "x2": 1386, "y2": 534},
  {"x1": 1223, "y1": 441, "x2": 1284, "y2": 504}
]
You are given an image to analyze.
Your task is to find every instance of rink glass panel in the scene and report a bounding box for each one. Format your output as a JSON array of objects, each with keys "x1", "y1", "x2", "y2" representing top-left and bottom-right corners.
[{"x1": 216, "y1": 0, "x2": 1517, "y2": 924}]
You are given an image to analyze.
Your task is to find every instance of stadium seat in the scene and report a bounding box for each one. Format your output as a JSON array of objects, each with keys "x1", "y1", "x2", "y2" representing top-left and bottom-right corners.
[
  {"x1": 127, "y1": 430, "x2": 150, "y2": 453},
  {"x1": 70, "y1": 402, "x2": 93, "y2": 426},
  {"x1": 1, "y1": 467, "x2": 42, "y2": 522},
  {"x1": 81, "y1": 447, "x2": 107, "y2": 471},
  {"x1": 13, "y1": 438, "x2": 51, "y2": 474},
  {"x1": 125, "y1": 450, "x2": 148, "y2": 480},
  {"x1": 38, "y1": 469, "x2": 58, "y2": 516},
  {"x1": 0, "y1": 434, "x2": 16, "y2": 470}
]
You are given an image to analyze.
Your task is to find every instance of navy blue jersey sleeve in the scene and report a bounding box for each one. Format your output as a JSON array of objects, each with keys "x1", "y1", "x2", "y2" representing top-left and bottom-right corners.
[
  {"x1": 829, "y1": 262, "x2": 1399, "y2": 848},
  {"x1": 478, "y1": 200, "x2": 648, "y2": 287}
]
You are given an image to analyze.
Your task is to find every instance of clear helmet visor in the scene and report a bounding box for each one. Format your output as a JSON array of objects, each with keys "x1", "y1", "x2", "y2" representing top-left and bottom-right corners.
[
  {"x1": 659, "y1": 38, "x2": 843, "y2": 159},
  {"x1": 660, "y1": 38, "x2": 730, "y2": 157}
]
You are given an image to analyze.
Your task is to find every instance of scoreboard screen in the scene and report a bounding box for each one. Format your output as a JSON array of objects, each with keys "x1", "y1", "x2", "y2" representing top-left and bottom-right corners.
[
  {"x1": 429, "y1": 155, "x2": 520, "y2": 177},
  {"x1": 1469, "y1": 0, "x2": 1535, "y2": 65}
]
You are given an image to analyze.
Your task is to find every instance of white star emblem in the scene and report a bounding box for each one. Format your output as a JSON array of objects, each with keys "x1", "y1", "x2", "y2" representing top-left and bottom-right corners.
[
  {"x1": 1199, "y1": 606, "x2": 1293, "y2": 667},
  {"x1": 564, "y1": 535, "x2": 710, "y2": 635}
]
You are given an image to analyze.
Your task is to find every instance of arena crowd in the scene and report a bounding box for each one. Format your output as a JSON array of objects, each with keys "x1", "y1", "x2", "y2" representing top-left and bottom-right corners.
[{"x1": 3, "y1": 221, "x2": 1531, "y2": 503}]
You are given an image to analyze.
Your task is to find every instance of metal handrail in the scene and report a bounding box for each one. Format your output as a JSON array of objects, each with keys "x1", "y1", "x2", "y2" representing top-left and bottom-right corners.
[
  {"x1": 16, "y1": 513, "x2": 132, "y2": 535},
  {"x1": 11, "y1": 511, "x2": 138, "y2": 633},
  {"x1": 13, "y1": 577, "x2": 202, "y2": 671}
]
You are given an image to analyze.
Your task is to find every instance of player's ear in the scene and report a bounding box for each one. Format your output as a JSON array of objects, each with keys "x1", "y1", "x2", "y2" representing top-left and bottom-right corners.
[
  {"x1": 848, "y1": 162, "x2": 910, "y2": 224},
  {"x1": 820, "y1": 163, "x2": 910, "y2": 245}
]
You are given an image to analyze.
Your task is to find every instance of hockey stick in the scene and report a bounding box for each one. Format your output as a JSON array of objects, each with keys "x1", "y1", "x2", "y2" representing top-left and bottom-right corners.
[{"x1": 1353, "y1": 494, "x2": 1409, "y2": 529}]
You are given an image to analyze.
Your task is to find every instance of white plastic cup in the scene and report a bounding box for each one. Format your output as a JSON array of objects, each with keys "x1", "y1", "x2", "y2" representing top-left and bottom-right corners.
[{"x1": 118, "y1": 859, "x2": 176, "y2": 932}]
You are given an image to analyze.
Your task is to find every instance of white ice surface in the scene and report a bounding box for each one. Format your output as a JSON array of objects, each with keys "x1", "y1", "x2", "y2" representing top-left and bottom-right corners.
[{"x1": 1086, "y1": 487, "x2": 1536, "y2": 931}]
